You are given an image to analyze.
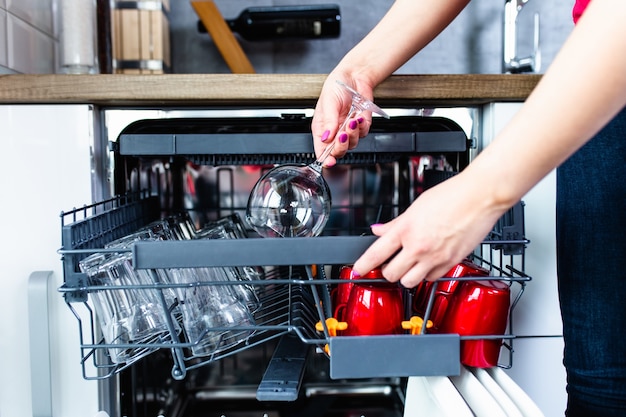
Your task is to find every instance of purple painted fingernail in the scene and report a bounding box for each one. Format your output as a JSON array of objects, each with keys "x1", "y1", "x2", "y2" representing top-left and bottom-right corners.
[
  {"x1": 339, "y1": 133, "x2": 348, "y2": 143},
  {"x1": 349, "y1": 120, "x2": 358, "y2": 130},
  {"x1": 357, "y1": 117, "x2": 364, "y2": 124},
  {"x1": 320, "y1": 129, "x2": 330, "y2": 142}
]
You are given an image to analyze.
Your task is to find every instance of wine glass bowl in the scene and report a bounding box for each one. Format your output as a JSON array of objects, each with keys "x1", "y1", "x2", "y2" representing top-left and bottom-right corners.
[
  {"x1": 247, "y1": 163, "x2": 331, "y2": 238},
  {"x1": 246, "y1": 80, "x2": 389, "y2": 238}
]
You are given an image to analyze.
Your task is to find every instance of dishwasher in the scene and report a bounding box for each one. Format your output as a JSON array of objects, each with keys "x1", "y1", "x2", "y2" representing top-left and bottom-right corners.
[{"x1": 58, "y1": 106, "x2": 533, "y2": 417}]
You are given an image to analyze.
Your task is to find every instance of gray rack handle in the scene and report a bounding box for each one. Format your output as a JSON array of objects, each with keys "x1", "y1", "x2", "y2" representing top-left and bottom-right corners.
[
  {"x1": 28, "y1": 271, "x2": 54, "y2": 417},
  {"x1": 131, "y1": 235, "x2": 378, "y2": 269}
]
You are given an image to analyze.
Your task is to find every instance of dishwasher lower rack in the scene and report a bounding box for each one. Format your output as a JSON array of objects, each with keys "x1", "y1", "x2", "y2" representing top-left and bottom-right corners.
[{"x1": 59, "y1": 192, "x2": 530, "y2": 383}]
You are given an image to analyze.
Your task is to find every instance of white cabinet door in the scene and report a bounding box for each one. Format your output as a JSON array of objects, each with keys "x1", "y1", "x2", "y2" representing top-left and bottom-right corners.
[{"x1": 0, "y1": 105, "x2": 99, "y2": 417}]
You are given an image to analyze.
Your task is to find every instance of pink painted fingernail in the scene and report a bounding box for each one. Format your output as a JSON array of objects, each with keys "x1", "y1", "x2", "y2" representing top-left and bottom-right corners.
[
  {"x1": 357, "y1": 117, "x2": 364, "y2": 124},
  {"x1": 339, "y1": 133, "x2": 348, "y2": 143},
  {"x1": 349, "y1": 120, "x2": 358, "y2": 130},
  {"x1": 370, "y1": 223, "x2": 383, "y2": 228},
  {"x1": 320, "y1": 129, "x2": 330, "y2": 142}
]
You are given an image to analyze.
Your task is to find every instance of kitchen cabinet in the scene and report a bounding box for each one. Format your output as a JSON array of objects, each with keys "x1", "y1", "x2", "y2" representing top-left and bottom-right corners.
[{"x1": 0, "y1": 105, "x2": 99, "y2": 417}]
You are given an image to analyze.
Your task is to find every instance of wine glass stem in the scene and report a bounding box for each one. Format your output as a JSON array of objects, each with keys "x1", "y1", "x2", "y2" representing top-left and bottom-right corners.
[
  {"x1": 315, "y1": 141, "x2": 336, "y2": 169},
  {"x1": 313, "y1": 106, "x2": 358, "y2": 171}
]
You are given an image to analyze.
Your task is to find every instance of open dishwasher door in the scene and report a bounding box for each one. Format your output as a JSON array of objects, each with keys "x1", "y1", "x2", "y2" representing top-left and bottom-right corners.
[{"x1": 404, "y1": 366, "x2": 544, "y2": 417}]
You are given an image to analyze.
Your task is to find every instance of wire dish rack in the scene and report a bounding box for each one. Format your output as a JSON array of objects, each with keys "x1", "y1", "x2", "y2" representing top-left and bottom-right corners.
[{"x1": 59, "y1": 191, "x2": 530, "y2": 384}]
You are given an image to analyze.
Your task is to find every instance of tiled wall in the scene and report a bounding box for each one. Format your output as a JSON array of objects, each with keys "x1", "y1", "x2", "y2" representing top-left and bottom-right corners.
[
  {"x1": 171, "y1": 0, "x2": 573, "y2": 75},
  {"x1": 0, "y1": 0, "x2": 574, "y2": 75},
  {"x1": 0, "y1": 0, "x2": 56, "y2": 74}
]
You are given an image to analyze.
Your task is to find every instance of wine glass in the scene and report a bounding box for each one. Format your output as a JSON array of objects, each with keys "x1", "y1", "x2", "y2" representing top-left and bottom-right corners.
[{"x1": 246, "y1": 80, "x2": 390, "y2": 238}]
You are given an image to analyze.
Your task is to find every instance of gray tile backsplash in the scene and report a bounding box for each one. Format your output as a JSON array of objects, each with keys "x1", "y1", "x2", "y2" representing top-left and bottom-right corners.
[
  {"x1": 6, "y1": 0, "x2": 54, "y2": 36},
  {"x1": 0, "y1": 0, "x2": 574, "y2": 75},
  {"x1": 0, "y1": 9, "x2": 6, "y2": 67},
  {"x1": 172, "y1": 0, "x2": 573, "y2": 75},
  {"x1": 0, "y1": 0, "x2": 55, "y2": 73},
  {"x1": 7, "y1": 11, "x2": 55, "y2": 73}
]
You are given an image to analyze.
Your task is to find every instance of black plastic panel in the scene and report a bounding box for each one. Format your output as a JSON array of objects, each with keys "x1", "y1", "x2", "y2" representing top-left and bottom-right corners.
[{"x1": 116, "y1": 116, "x2": 468, "y2": 160}]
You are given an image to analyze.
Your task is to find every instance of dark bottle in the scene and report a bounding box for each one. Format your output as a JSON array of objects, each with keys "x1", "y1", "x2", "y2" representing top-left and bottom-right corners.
[{"x1": 198, "y1": 4, "x2": 341, "y2": 41}]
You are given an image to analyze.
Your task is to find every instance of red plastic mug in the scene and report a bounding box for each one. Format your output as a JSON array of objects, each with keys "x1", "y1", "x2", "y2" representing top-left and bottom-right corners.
[
  {"x1": 413, "y1": 259, "x2": 489, "y2": 331},
  {"x1": 333, "y1": 266, "x2": 390, "y2": 321},
  {"x1": 439, "y1": 279, "x2": 511, "y2": 368},
  {"x1": 334, "y1": 268, "x2": 404, "y2": 336},
  {"x1": 331, "y1": 266, "x2": 357, "y2": 320}
]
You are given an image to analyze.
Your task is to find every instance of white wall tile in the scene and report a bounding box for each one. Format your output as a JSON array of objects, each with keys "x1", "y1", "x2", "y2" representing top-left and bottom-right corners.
[
  {"x1": 0, "y1": 0, "x2": 6, "y2": 10},
  {"x1": 0, "y1": 9, "x2": 6, "y2": 67},
  {"x1": 7, "y1": 14, "x2": 55, "y2": 73},
  {"x1": 6, "y1": 0, "x2": 53, "y2": 36}
]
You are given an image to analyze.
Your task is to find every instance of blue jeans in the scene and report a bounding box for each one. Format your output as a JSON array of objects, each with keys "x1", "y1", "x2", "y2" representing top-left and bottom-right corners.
[{"x1": 556, "y1": 106, "x2": 626, "y2": 416}]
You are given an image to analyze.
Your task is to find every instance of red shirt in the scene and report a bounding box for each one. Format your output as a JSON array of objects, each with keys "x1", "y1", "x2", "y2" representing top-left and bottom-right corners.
[{"x1": 573, "y1": 0, "x2": 591, "y2": 23}]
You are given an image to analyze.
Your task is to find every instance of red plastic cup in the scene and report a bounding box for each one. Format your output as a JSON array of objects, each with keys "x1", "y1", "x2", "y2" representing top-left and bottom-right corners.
[
  {"x1": 439, "y1": 279, "x2": 511, "y2": 368},
  {"x1": 414, "y1": 259, "x2": 489, "y2": 332},
  {"x1": 334, "y1": 267, "x2": 404, "y2": 336}
]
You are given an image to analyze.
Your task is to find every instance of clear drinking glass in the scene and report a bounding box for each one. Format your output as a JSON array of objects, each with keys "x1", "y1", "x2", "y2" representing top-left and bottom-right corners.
[
  {"x1": 80, "y1": 252, "x2": 169, "y2": 364},
  {"x1": 167, "y1": 267, "x2": 255, "y2": 357},
  {"x1": 84, "y1": 213, "x2": 258, "y2": 362},
  {"x1": 195, "y1": 214, "x2": 262, "y2": 313},
  {"x1": 105, "y1": 228, "x2": 180, "y2": 323}
]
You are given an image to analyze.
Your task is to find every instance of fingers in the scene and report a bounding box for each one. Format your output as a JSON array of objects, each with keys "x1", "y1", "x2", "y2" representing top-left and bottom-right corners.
[
  {"x1": 317, "y1": 115, "x2": 369, "y2": 167},
  {"x1": 352, "y1": 222, "x2": 398, "y2": 279},
  {"x1": 396, "y1": 262, "x2": 452, "y2": 289},
  {"x1": 312, "y1": 78, "x2": 374, "y2": 166},
  {"x1": 354, "y1": 234, "x2": 453, "y2": 289},
  {"x1": 351, "y1": 203, "x2": 467, "y2": 289},
  {"x1": 349, "y1": 115, "x2": 371, "y2": 148},
  {"x1": 364, "y1": 229, "x2": 438, "y2": 288},
  {"x1": 312, "y1": 123, "x2": 339, "y2": 166},
  {"x1": 311, "y1": 80, "x2": 343, "y2": 162}
]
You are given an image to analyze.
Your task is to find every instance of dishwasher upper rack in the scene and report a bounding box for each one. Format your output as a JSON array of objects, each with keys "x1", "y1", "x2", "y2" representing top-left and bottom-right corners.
[{"x1": 59, "y1": 191, "x2": 530, "y2": 381}]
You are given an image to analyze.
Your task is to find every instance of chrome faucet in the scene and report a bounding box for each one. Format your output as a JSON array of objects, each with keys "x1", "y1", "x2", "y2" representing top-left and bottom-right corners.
[{"x1": 503, "y1": 0, "x2": 541, "y2": 73}]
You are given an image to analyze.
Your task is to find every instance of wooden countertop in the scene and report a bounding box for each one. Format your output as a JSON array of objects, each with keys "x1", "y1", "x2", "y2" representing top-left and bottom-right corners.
[{"x1": 0, "y1": 74, "x2": 540, "y2": 106}]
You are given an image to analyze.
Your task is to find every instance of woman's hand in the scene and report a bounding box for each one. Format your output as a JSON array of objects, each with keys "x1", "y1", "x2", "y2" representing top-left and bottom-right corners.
[
  {"x1": 352, "y1": 173, "x2": 508, "y2": 288},
  {"x1": 311, "y1": 76, "x2": 375, "y2": 167}
]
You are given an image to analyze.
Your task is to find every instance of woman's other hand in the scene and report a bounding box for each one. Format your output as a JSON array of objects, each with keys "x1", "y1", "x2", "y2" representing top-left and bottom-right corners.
[{"x1": 352, "y1": 172, "x2": 507, "y2": 288}]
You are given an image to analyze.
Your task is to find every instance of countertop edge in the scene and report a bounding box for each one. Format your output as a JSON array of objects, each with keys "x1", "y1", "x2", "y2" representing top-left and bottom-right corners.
[{"x1": 0, "y1": 74, "x2": 541, "y2": 106}]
